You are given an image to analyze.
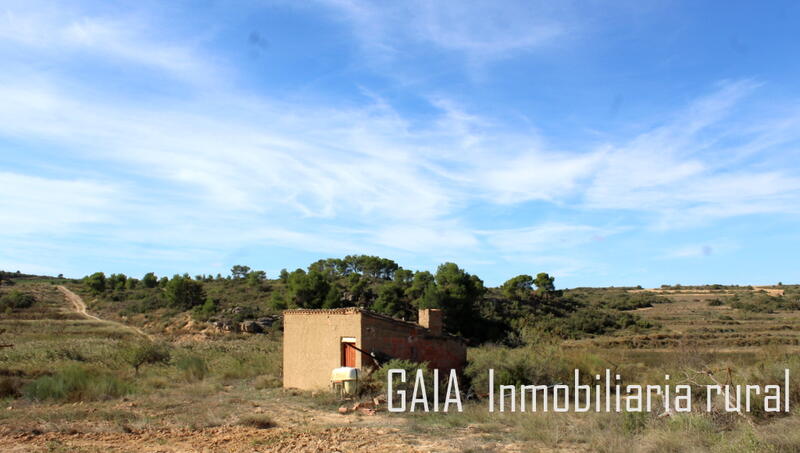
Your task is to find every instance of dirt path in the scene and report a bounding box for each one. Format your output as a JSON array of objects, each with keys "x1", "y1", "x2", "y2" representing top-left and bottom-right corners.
[
  {"x1": 0, "y1": 424, "x2": 532, "y2": 453},
  {"x1": 753, "y1": 286, "x2": 785, "y2": 296},
  {"x1": 56, "y1": 285, "x2": 152, "y2": 340},
  {"x1": 631, "y1": 286, "x2": 785, "y2": 296},
  {"x1": 2, "y1": 283, "x2": 573, "y2": 452}
]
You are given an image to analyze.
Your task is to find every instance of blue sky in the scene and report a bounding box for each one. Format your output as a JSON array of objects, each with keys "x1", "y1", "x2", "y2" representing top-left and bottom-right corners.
[{"x1": 1, "y1": 0, "x2": 799, "y2": 288}]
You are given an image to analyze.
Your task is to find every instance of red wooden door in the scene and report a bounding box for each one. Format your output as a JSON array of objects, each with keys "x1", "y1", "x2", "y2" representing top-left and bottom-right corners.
[{"x1": 342, "y1": 342, "x2": 356, "y2": 367}]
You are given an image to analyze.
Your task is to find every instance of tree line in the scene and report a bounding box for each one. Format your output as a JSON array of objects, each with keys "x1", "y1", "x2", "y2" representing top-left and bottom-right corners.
[{"x1": 81, "y1": 255, "x2": 654, "y2": 344}]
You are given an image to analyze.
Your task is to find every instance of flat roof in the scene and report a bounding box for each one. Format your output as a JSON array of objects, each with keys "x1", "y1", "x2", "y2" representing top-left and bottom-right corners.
[{"x1": 283, "y1": 307, "x2": 462, "y2": 341}]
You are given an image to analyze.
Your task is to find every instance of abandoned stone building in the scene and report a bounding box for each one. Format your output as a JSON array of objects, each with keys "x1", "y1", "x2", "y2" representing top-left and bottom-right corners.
[{"x1": 283, "y1": 307, "x2": 467, "y2": 390}]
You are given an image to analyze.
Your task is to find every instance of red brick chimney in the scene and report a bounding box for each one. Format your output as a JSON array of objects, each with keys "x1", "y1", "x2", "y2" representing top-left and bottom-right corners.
[{"x1": 418, "y1": 309, "x2": 443, "y2": 335}]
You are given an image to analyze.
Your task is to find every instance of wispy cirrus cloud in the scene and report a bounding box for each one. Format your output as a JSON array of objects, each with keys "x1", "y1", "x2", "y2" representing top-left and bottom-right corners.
[
  {"x1": 0, "y1": 172, "x2": 118, "y2": 235},
  {"x1": 582, "y1": 80, "x2": 800, "y2": 227},
  {"x1": 2, "y1": 1, "x2": 800, "y2": 286},
  {"x1": 0, "y1": 79, "x2": 458, "y2": 221},
  {"x1": 481, "y1": 223, "x2": 622, "y2": 254},
  {"x1": 313, "y1": 0, "x2": 570, "y2": 64},
  {"x1": 3, "y1": 72, "x2": 800, "y2": 273},
  {"x1": 0, "y1": 3, "x2": 219, "y2": 86}
]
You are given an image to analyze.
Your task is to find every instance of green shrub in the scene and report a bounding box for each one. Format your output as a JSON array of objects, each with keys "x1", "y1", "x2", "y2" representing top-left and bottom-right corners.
[
  {"x1": 165, "y1": 275, "x2": 206, "y2": 310},
  {"x1": 269, "y1": 291, "x2": 288, "y2": 310},
  {"x1": 541, "y1": 308, "x2": 651, "y2": 338},
  {"x1": 370, "y1": 359, "x2": 432, "y2": 398},
  {"x1": 121, "y1": 296, "x2": 166, "y2": 315},
  {"x1": 621, "y1": 411, "x2": 650, "y2": 434},
  {"x1": 84, "y1": 272, "x2": 107, "y2": 294},
  {"x1": 142, "y1": 272, "x2": 158, "y2": 288},
  {"x1": 176, "y1": 355, "x2": 209, "y2": 381},
  {"x1": 24, "y1": 365, "x2": 133, "y2": 402},
  {"x1": 465, "y1": 341, "x2": 604, "y2": 393},
  {"x1": 48, "y1": 346, "x2": 87, "y2": 362},
  {"x1": 121, "y1": 341, "x2": 172, "y2": 374},
  {"x1": 563, "y1": 288, "x2": 671, "y2": 311},
  {"x1": 217, "y1": 351, "x2": 276, "y2": 381},
  {"x1": 728, "y1": 292, "x2": 800, "y2": 313},
  {"x1": 0, "y1": 290, "x2": 35, "y2": 310},
  {"x1": 192, "y1": 297, "x2": 219, "y2": 321}
]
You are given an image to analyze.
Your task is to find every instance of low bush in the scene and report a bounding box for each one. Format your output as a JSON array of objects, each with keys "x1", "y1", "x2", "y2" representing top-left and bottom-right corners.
[
  {"x1": 24, "y1": 364, "x2": 133, "y2": 401},
  {"x1": 564, "y1": 288, "x2": 671, "y2": 311},
  {"x1": 215, "y1": 348, "x2": 280, "y2": 381},
  {"x1": 465, "y1": 340, "x2": 605, "y2": 393},
  {"x1": 0, "y1": 376, "x2": 22, "y2": 398},
  {"x1": 253, "y1": 375, "x2": 282, "y2": 389},
  {"x1": 120, "y1": 296, "x2": 167, "y2": 315},
  {"x1": 175, "y1": 355, "x2": 209, "y2": 381},
  {"x1": 541, "y1": 308, "x2": 653, "y2": 338},
  {"x1": 0, "y1": 290, "x2": 35, "y2": 311},
  {"x1": 192, "y1": 297, "x2": 219, "y2": 321},
  {"x1": 371, "y1": 359, "x2": 430, "y2": 395},
  {"x1": 121, "y1": 341, "x2": 171, "y2": 375},
  {"x1": 728, "y1": 292, "x2": 800, "y2": 313},
  {"x1": 621, "y1": 410, "x2": 650, "y2": 434},
  {"x1": 236, "y1": 414, "x2": 276, "y2": 429}
]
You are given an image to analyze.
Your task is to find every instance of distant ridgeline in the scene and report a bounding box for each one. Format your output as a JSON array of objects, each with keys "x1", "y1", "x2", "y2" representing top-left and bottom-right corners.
[
  {"x1": 0, "y1": 270, "x2": 69, "y2": 290},
  {"x1": 31, "y1": 256, "x2": 676, "y2": 345},
  {"x1": 0, "y1": 270, "x2": 45, "y2": 282},
  {"x1": 10, "y1": 260, "x2": 798, "y2": 344}
]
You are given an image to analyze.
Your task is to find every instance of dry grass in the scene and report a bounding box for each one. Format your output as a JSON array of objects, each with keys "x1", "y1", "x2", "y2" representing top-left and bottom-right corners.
[
  {"x1": 236, "y1": 414, "x2": 276, "y2": 429},
  {"x1": 3, "y1": 281, "x2": 800, "y2": 451}
]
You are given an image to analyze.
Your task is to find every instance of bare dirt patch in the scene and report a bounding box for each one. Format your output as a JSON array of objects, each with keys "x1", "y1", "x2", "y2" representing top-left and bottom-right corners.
[
  {"x1": 0, "y1": 425, "x2": 464, "y2": 453},
  {"x1": 57, "y1": 285, "x2": 152, "y2": 339}
]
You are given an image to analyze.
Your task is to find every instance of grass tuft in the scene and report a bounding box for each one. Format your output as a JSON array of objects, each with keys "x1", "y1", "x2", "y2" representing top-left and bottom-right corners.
[
  {"x1": 23, "y1": 364, "x2": 133, "y2": 402},
  {"x1": 175, "y1": 355, "x2": 209, "y2": 381},
  {"x1": 236, "y1": 414, "x2": 276, "y2": 429}
]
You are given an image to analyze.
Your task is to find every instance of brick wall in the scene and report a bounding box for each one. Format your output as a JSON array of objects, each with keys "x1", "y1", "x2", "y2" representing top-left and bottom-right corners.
[{"x1": 361, "y1": 313, "x2": 466, "y2": 374}]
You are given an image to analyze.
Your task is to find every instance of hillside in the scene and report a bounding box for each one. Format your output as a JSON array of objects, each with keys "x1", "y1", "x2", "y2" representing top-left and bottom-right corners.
[
  {"x1": 64, "y1": 257, "x2": 680, "y2": 347},
  {"x1": 3, "y1": 273, "x2": 800, "y2": 451}
]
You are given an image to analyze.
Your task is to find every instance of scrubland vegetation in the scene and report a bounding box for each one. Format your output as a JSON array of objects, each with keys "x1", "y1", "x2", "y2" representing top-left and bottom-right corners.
[
  {"x1": 0, "y1": 283, "x2": 282, "y2": 404},
  {"x1": 70, "y1": 255, "x2": 667, "y2": 345},
  {"x1": 408, "y1": 346, "x2": 800, "y2": 452},
  {"x1": 2, "y1": 263, "x2": 800, "y2": 451}
]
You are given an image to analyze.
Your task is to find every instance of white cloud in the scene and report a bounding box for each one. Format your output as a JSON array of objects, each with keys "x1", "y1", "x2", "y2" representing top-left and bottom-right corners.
[
  {"x1": 481, "y1": 223, "x2": 619, "y2": 254},
  {"x1": 0, "y1": 3, "x2": 219, "y2": 86},
  {"x1": 243, "y1": 227, "x2": 365, "y2": 255},
  {"x1": 2, "y1": 73, "x2": 799, "y2": 259},
  {"x1": 412, "y1": 1, "x2": 565, "y2": 56},
  {"x1": 480, "y1": 150, "x2": 602, "y2": 204},
  {"x1": 314, "y1": 0, "x2": 568, "y2": 62},
  {"x1": 369, "y1": 223, "x2": 479, "y2": 253},
  {"x1": 581, "y1": 80, "x2": 800, "y2": 227},
  {"x1": 0, "y1": 80, "x2": 459, "y2": 222},
  {"x1": 2, "y1": 1, "x2": 800, "y2": 283},
  {"x1": 0, "y1": 172, "x2": 118, "y2": 234}
]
